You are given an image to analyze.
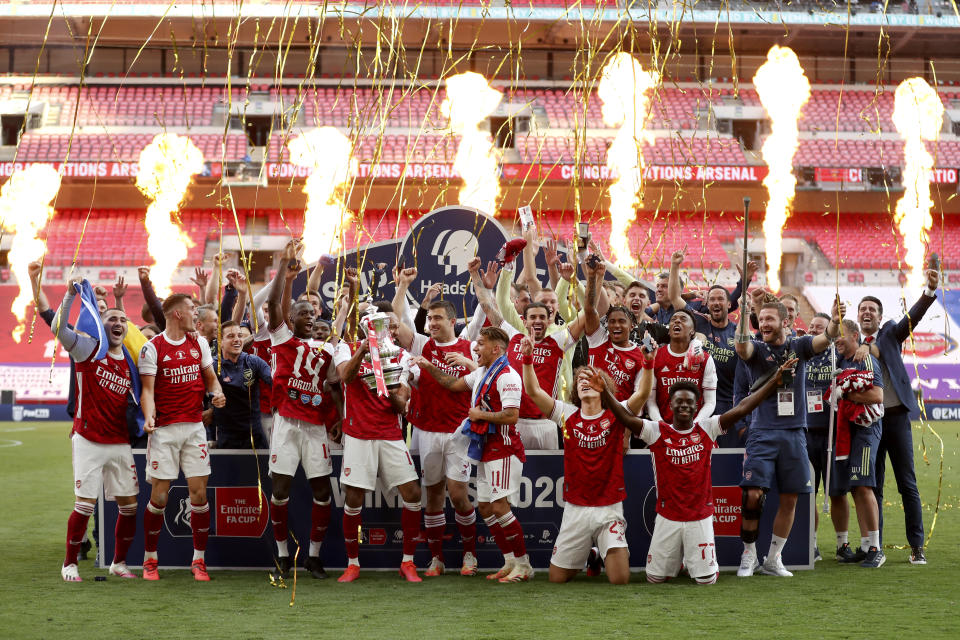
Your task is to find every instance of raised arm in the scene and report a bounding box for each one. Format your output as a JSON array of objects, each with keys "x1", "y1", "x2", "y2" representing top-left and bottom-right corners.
[
  {"x1": 667, "y1": 249, "x2": 687, "y2": 312},
  {"x1": 305, "y1": 259, "x2": 325, "y2": 298},
  {"x1": 518, "y1": 226, "x2": 541, "y2": 294},
  {"x1": 718, "y1": 357, "x2": 798, "y2": 431},
  {"x1": 50, "y1": 278, "x2": 97, "y2": 362},
  {"x1": 230, "y1": 270, "x2": 248, "y2": 325},
  {"x1": 624, "y1": 343, "x2": 656, "y2": 414},
  {"x1": 543, "y1": 237, "x2": 561, "y2": 289},
  {"x1": 894, "y1": 267, "x2": 939, "y2": 343},
  {"x1": 27, "y1": 261, "x2": 51, "y2": 315},
  {"x1": 519, "y1": 336, "x2": 556, "y2": 415},
  {"x1": 112, "y1": 275, "x2": 127, "y2": 313},
  {"x1": 471, "y1": 258, "x2": 506, "y2": 328},
  {"x1": 589, "y1": 369, "x2": 647, "y2": 436},
  {"x1": 583, "y1": 257, "x2": 604, "y2": 336},
  {"x1": 811, "y1": 297, "x2": 845, "y2": 354},
  {"x1": 734, "y1": 299, "x2": 756, "y2": 361},
  {"x1": 138, "y1": 266, "x2": 166, "y2": 330},
  {"x1": 494, "y1": 261, "x2": 524, "y2": 331},
  {"x1": 267, "y1": 240, "x2": 300, "y2": 332},
  {"x1": 391, "y1": 265, "x2": 418, "y2": 349}
]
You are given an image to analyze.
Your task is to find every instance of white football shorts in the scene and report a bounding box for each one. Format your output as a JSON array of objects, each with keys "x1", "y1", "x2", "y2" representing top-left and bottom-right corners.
[
  {"x1": 516, "y1": 417, "x2": 559, "y2": 451},
  {"x1": 339, "y1": 434, "x2": 419, "y2": 491},
  {"x1": 646, "y1": 514, "x2": 718, "y2": 581},
  {"x1": 269, "y1": 414, "x2": 333, "y2": 479},
  {"x1": 410, "y1": 427, "x2": 471, "y2": 485},
  {"x1": 145, "y1": 422, "x2": 211, "y2": 482},
  {"x1": 550, "y1": 502, "x2": 628, "y2": 570},
  {"x1": 476, "y1": 455, "x2": 523, "y2": 505},
  {"x1": 72, "y1": 433, "x2": 139, "y2": 501}
]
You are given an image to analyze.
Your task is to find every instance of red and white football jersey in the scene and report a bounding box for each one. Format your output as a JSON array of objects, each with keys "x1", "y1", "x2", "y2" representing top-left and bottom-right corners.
[
  {"x1": 503, "y1": 322, "x2": 576, "y2": 419},
  {"x1": 650, "y1": 344, "x2": 717, "y2": 423},
  {"x1": 408, "y1": 333, "x2": 472, "y2": 433},
  {"x1": 270, "y1": 325, "x2": 338, "y2": 426},
  {"x1": 73, "y1": 352, "x2": 132, "y2": 445},
  {"x1": 463, "y1": 364, "x2": 524, "y2": 463},
  {"x1": 250, "y1": 335, "x2": 273, "y2": 415},
  {"x1": 640, "y1": 417, "x2": 722, "y2": 521},
  {"x1": 333, "y1": 341, "x2": 404, "y2": 441},
  {"x1": 549, "y1": 400, "x2": 626, "y2": 507},
  {"x1": 586, "y1": 326, "x2": 646, "y2": 401},
  {"x1": 139, "y1": 332, "x2": 212, "y2": 427}
]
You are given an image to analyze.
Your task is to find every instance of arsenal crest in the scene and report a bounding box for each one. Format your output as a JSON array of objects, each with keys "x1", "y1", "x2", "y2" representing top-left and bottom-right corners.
[
  {"x1": 151, "y1": 461, "x2": 159, "y2": 470},
  {"x1": 344, "y1": 467, "x2": 351, "y2": 476}
]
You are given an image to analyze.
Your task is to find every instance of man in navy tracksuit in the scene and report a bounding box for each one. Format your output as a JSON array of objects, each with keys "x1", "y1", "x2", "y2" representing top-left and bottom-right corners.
[{"x1": 856, "y1": 265, "x2": 939, "y2": 565}]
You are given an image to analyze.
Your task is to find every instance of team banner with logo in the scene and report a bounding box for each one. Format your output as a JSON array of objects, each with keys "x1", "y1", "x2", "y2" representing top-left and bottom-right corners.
[{"x1": 97, "y1": 450, "x2": 814, "y2": 572}]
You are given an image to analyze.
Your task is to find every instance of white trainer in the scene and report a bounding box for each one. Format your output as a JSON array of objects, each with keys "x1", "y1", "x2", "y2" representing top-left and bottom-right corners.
[
  {"x1": 499, "y1": 559, "x2": 534, "y2": 583},
  {"x1": 423, "y1": 557, "x2": 445, "y2": 577},
  {"x1": 61, "y1": 563, "x2": 82, "y2": 582},
  {"x1": 460, "y1": 552, "x2": 478, "y2": 576},
  {"x1": 737, "y1": 550, "x2": 760, "y2": 577},
  {"x1": 760, "y1": 556, "x2": 794, "y2": 577},
  {"x1": 109, "y1": 562, "x2": 138, "y2": 579},
  {"x1": 486, "y1": 561, "x2": 515, "y2": 581}
]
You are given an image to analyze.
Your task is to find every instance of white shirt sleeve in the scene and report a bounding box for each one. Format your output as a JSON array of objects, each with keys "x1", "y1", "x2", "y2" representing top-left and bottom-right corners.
[
  {"x1": 700, "y1": 415, "x2": 723, "y2": 441},
  {"x1": 401, "y1": 351, "x2": 420, "y2": 386},
  {"x1": 497, "y1": 369, "x2": 523, "y2": 408},
  {"x1": 693, "y1": 356, "x2": 717, "y2": 424},
  {"x1": 333, "y1": 341, "x2": 352, "y2": 367},
  {"x1": 639, "y1": 418, "x2": 661, "y2": 445},
  {"x1": 547, "y1": 399, "x2": 577, "y2": 426},
  {"x1": 198, "y1": 336, "x2": 214, "y2": 369},
  {"x1": 645, "y1": 376, "x2": 662, "y2": 421},
  {"x1": 499, "y1": 318, "x2": 522, "y2": 339},
  {"x1": 586, "y1": 325, "x2": 609, "y2": 348},
  {"x1": 322, "y1": 343, "x2": 340, "y2": 383},
  {"x1": 553, "y1": 328, "x2": 577, "y2": 352},
  {"x1": 461, "y1": 304, "x2": 486, "y2": 342},
  {"x1": 410, "y1": 332, "x2": 429, "y2": 357},
  {"x1": 138, "y1": 340, "x2": 158, "y2": 376},
  {"x1": 270, "y1": 323, "x2": 294, "y2": 347}
]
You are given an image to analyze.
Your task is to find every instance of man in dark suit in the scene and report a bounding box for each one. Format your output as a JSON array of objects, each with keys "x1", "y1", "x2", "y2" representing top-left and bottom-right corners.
[{"x1": 857, "y1": 265, "x2": 939, "y2": 565}]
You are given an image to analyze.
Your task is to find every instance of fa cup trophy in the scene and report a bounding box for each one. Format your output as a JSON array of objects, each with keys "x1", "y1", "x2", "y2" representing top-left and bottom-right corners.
[{"x1": 361, "y1": 311, "x2": 404, "y2": 395}]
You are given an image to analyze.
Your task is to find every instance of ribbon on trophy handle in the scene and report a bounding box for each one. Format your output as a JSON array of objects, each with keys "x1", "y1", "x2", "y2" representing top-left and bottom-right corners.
[{"x1": 364, "y1": 316, "x2": 389, "y2": 397}]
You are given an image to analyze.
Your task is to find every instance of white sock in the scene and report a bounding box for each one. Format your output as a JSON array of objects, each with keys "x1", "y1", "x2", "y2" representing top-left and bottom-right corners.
[
  {"x1": 503, "y1": 552, "x2": 515, "y2": 564},
  {"x1": 276, "y1": 540, "x2": 289, "y2": 557},
  {"x1": 192, "y1": 549, "x2": 205, "y2": 562},
  {"x1": 516, "y1": 553, "x2": 529, "y2": 566},
  {"x1": 309, "y1": 541, "x2": 321, "y2": 557},
  {"x1": 743, "y1": 542, "x2": 757, "y2": 556},
  {"x1": 836, "y1": 531, "x2": 848, "y2": 546},
  {"x1": 348, "y1": 557, "x2": 360, "y2": 567},
  {"x1": 144, "y1": 551, "x2": 158, "y2": 561},
  {"x1": 402, "y1": 553, "x2": 414, "y2": 563},
  {"x1": 868, "y1": 530, "x2": 880, "y2": 549},
  {"x1": 860, "y1": 536, "x2": 869, "y2": 550},
  {"x1": 767, "y1": 535, "x2": 787, "y2": 562}
]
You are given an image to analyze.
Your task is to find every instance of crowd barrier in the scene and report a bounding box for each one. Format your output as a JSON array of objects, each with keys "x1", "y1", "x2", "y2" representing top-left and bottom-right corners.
[{"x1": 97, "y1": 449, "x2": 814, "y2": 572}]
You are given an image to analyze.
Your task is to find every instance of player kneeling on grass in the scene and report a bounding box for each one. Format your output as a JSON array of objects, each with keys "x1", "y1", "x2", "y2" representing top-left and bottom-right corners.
[
  {"x1": 53, "y1": 278, "x2": 141, "y2": 582},
  {"x1": 415, "y1": 326, "x2": 532, "y2": 583},
  {"x1": 829, "y1": 319, "x2": 886, "y2": 569},
  {"x1": 590, "y1": 356, "x2": 799, "y2": 585},
  {"x1": 520, "y1": 335, "x2": 654, "y2": 584}
]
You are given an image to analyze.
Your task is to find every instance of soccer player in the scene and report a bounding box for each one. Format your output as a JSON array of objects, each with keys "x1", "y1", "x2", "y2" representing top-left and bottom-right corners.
[
  {"x1": 857, "y1": 263, "x2": 939, "y2": 564},
  {"x1": 521, "y1": 339, "x2": 653, "y2": 584},
  {"x1": 207, "y1": 321, "x2": 272, "y2": 449},
  {"x1": 582, "y1": 260, "x2": 647, "y2": 402},
  {"x1": 139, "y1": 292, "x2": 225, "y2": 581},
  {"x1": 52, "y1": 279, "x2": 141, "y2": 582},
  {"x1": 592, "y1": 357, "x2": 798, "y2": 585},
  {"x1": 645, "y1": 308, "x2": 717, "y2": 425},
  {"x1": 733, "y1": 297, "x2": 842, "y2": 578},
  {"x1": 415, "y1": 327, "x2": 531, "y2": 582},
  {"x1": 334, "y1": 302, "x2": 422, "y2": 583},
  {"x1": 392, "y1": 267, "x2": 481, "y2": 577},
  {"x1": 830, "y1": 319, "x2": 885, "y2": 568},
  {"x1": 266, "y1": 240, "x2": 344, "y2": 579},
  {"x1": 470, "y1": 258, "x2": 586, "y2": 450}
]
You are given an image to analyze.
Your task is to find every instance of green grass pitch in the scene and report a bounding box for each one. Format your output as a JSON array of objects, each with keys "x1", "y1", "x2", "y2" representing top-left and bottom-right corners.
[{"x1": 0, "y1": 421, "x2": 957, "y2": 639}]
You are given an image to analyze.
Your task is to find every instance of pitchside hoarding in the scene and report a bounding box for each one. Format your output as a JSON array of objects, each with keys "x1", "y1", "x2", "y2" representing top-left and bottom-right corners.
[{"x1": 97, "y1": 450, "x2": 814, "y2": 572}]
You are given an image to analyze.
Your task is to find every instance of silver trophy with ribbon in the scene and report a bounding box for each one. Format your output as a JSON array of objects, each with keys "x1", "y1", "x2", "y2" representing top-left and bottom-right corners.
[{"x1": 361, "y1": 311, "x2": 404, "y2": 395}]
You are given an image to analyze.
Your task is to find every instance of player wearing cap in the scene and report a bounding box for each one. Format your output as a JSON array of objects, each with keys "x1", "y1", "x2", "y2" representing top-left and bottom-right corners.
[
  {"x1": 593, "y1": 356, "x2": 796, "y2": 585},
  {"x1": 139, "y1": 293, "x2": 225, "y2": 581},
  {"x1": 393, "y1": 266, "x2": 482, "y2": 577},
  {"x1": 266, "y1": 241, "x2": 344, "y2": 580},
  {"x1": 53, "y1": 279, "x2": 141, "y2": 582},
  {"x1": 733, "y1": 297, "x2": 842, "y2": 578},
  {"x1": 334, "y1": 302, "x2": 422, "y2": 583},
  {"x1": 521, "y1": 333, "x2": 654, "y2": 584}
]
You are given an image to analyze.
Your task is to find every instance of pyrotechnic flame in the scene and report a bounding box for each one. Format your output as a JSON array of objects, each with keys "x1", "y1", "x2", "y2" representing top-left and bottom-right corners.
[
  {"x1": 135, "y1": 133, "x2": 204, "y2": 297},
  {"x1": 288, "y1": 127, "x2": 357, "y2": 263},
  {"x1": 441, "y1": 72, "x2": 503, "y2": 216},
  {"x1": 0, "y1": 164, "x2": 60, "y2": 342},
  {"x1": 597, "y1": 53, "x2": 659, "y2": 268},
  {"x1": 893, "y1": 77, "x2": 943, "y2": 291},
  {"x1": 754, "y1": 45, "x2": 810, "y2": 293}
]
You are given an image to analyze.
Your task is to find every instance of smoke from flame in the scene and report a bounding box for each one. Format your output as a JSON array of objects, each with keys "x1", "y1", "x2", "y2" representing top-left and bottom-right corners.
[
  {"x1": 598, "y1": 52, "x2": 659, "y2": 268},
  {"x1": 892, "y1": 77, "x2": 943, "y2": 292},
  {"x1": 754, "y1": 45, "x2": 810, "y2": 293},
  {"x1": 135, "y1": 134, "x2": 204, "y2": 298},
  {"x1": 441, "y1": 72, "x2": 503, "y2": 216},
  {"x1": 0, "y1": 164, "x2": 60, "y2": 342},
  {"x1": 288, "y1": 127, "x2": 357, "y2": 263}
]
